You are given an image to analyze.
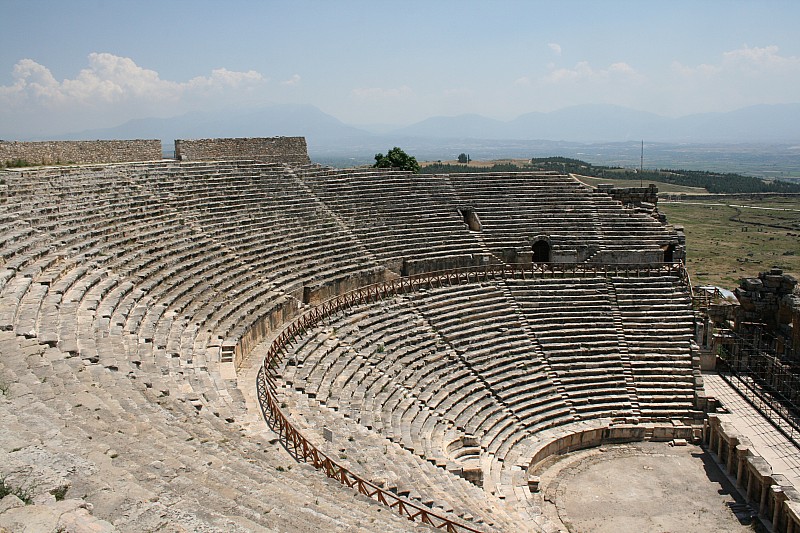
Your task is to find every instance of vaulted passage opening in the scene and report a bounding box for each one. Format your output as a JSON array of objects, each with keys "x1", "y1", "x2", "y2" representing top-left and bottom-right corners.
[
  {"x1": 458, "y1": 208, "x2": 482, "y2": 232},
  {"x1": 532, "y1": 240, "x2": 551, "y2": 263},
  {"x1": 664, "y1": 244, "x2": 676, "y2": 263}
]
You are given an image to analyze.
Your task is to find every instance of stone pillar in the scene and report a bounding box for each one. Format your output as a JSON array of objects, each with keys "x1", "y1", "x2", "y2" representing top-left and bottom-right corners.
[
  {"x1": 696, "y1": 320, "x2": 705, "y2": 346},
  {"x1": 711, "y1": 424, "x2": 722, "y2": 458},
  {"x1": 746, "y1": 466, "x2": 755, "y2": 503},
  {"x1": 726, "y1": 436, "x2": 739, "y2": 474},
  {"x1": 761, "y1": 478, "x2": 771, "y2": 516},
  {"x1": 736, "y1": 445, "x2": 748, "y2": 488},
  {"x1": 772, "y1": 488, "x2": 786, "y2": 531},
  {"x1": 783, "y1": 497, "x2": 800, "y2": 533}
]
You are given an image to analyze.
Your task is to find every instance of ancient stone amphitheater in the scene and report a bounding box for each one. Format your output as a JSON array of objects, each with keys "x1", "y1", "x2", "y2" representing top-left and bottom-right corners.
[{"x1": 0, "y1": 137, "x2": 781, "y2": 532}]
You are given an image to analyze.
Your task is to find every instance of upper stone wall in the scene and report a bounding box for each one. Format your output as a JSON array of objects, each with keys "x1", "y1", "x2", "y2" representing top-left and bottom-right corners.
[
  {"x1": 0, "y1": 140, "x2": 162, "y2": 165},
  {"x1": 597, "y1": 183, "x2": 660, "y2": 206},
  {"x1": 175, "y1": 137, "x2": 310, "y2": 164}
]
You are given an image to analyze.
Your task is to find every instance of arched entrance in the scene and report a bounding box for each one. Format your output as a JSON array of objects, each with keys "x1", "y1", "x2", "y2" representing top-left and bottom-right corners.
[
  {"x1": 532, "y1": 240, "x2": 551, "y2": 263},
  {"x1": 664, "y1": 244, "x2": 676, "y2": 263}
]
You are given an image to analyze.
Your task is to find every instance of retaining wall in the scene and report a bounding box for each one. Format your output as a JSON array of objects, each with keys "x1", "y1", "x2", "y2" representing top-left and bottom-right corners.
[
  {"x1": 175, "y1": 137, "x2": 310, "y2": 164},
  {"x1": 0, "y1": 140, "x2": 162, "y2": 165}
]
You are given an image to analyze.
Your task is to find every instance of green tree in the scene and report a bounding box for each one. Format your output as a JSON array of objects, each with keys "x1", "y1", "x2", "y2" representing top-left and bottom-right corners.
[
  {"x1": 373, "y1": 147, "x2": 420, "y2": 173},
  {"x1": 457, "y1": 153, "x2": 469, "y2": 164}
]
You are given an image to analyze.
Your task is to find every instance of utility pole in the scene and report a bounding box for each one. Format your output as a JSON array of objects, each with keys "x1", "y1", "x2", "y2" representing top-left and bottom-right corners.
[{"x1": 640, "y1": 140, "x2": 644, "y2": 187}]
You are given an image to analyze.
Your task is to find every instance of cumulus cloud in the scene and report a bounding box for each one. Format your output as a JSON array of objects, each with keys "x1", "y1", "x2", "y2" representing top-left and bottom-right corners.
[
  {"x1": 0, "y1": 53, "x2": 267, "y2": 137},
  {"x1": 547, "y1": 42, "x2": 562, "y2": 56},
  {"x1": 281, "y1": 74, "x2": 301, "y2": 86},
  {"x1": 722, "y1": 44, "x2": 797, "y2": 67},
  {"x1": 543, "y1": 60, "x2": 641, "y2": 84},
  {"x1": 666, "y1": 44, "x2": 800, "y2": 113},
  {"x1": 351, "y1": 85, "x2": 413, "y2": 100},
  {"x1": 674, "y1": 44, "x2": 800, "y2": 78},
  {"x1": 510, "y1": 59, "x2": 649, "y2": 114},
  {"x1": 1, "y1": 53, "x2": 264, "y2": 107}
]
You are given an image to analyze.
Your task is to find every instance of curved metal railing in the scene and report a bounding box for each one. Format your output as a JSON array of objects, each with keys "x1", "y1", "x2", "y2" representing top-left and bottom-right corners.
[{"x1": 257, "y1": 262, "x2": 687, "y2": 531}]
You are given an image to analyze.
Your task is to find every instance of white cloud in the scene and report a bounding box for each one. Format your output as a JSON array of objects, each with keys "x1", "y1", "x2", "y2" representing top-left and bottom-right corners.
[
  {"x1": 526, "y1": 45, "x2": 800, "y2": 116},
  {"x1": 351, "y1": 85, "x2": 413, "y2": 100},
  {"x1": 665, "y1": 44, "x2": 800, "y2": 114},
  {"x1": 281, "y1": 74, "x2": 301, "y2": 86},
  {"x1": 543, "y1": 60, "x2": 641, "y2": 84},
  {"x1": 1, "y1": 53, "x2": 265, "y2": 107},
  {"x1": 722, "y1": 44, "x2": 795, "y2": 67},
  {"x1": 0, "y1": 53, "x2": 268, "y2": 137},
  {"x1": 547, "y1": 42, "x2": 562, "y2": 56},
  {"x1": 442, "y1": 87, "x2": 472, "y2": 97},
  {"x1": 508, "y1": 59, "x2": 650, "y2": 115},
  {"x1": 673, "y1": 45, "x2": 800, "y2": 78}
]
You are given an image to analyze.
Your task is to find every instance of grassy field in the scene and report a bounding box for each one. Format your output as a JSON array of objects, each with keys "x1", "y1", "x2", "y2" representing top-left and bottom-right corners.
[
  {"x1": 420, "y1": 158, "x2": 532, "y2": 168},
  {"x1": 659, "y1": 198, "x2": 800, "y2": 288},
  {"x1": 572, "y1": 174, "x2": 708, "y2": 194}
]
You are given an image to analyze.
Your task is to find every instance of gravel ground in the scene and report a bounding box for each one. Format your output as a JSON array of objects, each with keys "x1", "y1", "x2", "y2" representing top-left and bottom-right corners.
[{"x1": 537, "y1": 441, "x2": 759, "y2": 533}]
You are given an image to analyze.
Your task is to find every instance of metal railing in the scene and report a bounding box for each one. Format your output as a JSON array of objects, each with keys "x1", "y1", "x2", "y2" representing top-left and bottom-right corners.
[{"x1": 256, "y1": 262, "x2": 687, "y2": 531}]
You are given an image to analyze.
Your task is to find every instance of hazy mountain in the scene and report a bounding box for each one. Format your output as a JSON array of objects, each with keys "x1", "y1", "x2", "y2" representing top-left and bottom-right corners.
[
  {"x1": 57, "y1": 102, "x2": 800, "y2": 159},
  {"x1": 392, "y1": 113, "x2": 506, "y2": 139},
  {"x1": 670, "y1": 104, "x2": 800, "y2": 143},
  {"x1": 63, "y1": 104, "x2": 371, "y2": 144},
  {"x1": 389, "y1": 103, "x2": 800, "y2": 143}
]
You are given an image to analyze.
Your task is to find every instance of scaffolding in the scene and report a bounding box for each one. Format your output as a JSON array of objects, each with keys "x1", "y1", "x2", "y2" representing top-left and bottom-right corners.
[{"x1": 716, "y1": 324, "x2": 800, "y2": 448}]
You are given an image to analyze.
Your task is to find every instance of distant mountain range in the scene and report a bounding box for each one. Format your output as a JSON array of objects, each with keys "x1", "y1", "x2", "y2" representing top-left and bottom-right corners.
[
  {"x1": 392, "y1": 103, "x2": 800, "y2": 144},
  {"x1": 53, "y1": 102, "x2": 800, "y2": 163}
]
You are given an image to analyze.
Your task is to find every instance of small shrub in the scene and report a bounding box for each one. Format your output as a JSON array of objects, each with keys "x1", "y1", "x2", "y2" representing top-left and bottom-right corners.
[
  {"x1": 50, "y1": 485, "x2": 69, "y2": 501},
  {"x1": 0, "y1": 478, "x2": 33, "y2": 504}
]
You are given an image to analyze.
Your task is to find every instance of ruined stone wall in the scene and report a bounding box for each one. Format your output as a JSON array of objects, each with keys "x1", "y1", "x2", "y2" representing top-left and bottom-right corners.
[
  {"x1": 735, "y1": 268, "x2": 799, "y2": 357},
  {"x1": 0, "y1": 140, "x2": 162, "y2": 165},
  {"x1": 174, "y1": 137, "x2": 310, "y2": 164},
  {"x1": 597, "y1": 183, "x2": 659, "y2": 206}
]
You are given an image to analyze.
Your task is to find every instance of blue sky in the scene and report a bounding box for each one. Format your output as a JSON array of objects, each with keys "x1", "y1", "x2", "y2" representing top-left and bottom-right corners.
[{"x1": 2, "y1": 0, "x2": 799, "y2": 137}]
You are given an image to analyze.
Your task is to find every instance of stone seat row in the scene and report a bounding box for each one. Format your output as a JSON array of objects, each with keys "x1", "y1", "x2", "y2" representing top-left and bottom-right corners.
[
  {"x1": 1, "y1": 160, "x2": 692, "y2": 531},
  {"x1": 275, "y1": 378, "x2": 540, "y2": 531},
  {"x1": 278, "y1": 276, "x2": 691, "y2": 486},
  {"x1": 0, "y1": 330, "x2": 421, "y2": 532}
]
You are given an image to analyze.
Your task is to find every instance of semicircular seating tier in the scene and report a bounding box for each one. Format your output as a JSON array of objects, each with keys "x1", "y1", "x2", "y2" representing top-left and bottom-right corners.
[
  {"x1": 0, "y1": 161, "x2": 696, "y2": 532},
  {"x1": 275, "y1": 275, "x2": 699, "y2": 502}
]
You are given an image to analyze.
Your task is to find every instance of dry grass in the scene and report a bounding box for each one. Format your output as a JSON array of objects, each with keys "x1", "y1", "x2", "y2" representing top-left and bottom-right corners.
[
  {"x1": 660, "y1": 198, "x2": 800, "y2": 288},
  {"x1": 573, "y1": 174, "x2": 708, "y2": 194},
  {"x1": 419, "y1": 158, "x2": 532, "y2": 168}
]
